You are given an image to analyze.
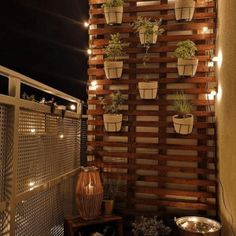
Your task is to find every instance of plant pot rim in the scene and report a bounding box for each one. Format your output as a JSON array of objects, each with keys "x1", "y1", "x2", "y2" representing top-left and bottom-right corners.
[
  {"x1": 173, "y1": 114, "x2": 193, "y2": 119},
  {"x1": 103, "y1": 5, "x2": 123, "y2": 9},
  {"x1": 178, "y1": 57, "x2": 198, "y2": 60}
]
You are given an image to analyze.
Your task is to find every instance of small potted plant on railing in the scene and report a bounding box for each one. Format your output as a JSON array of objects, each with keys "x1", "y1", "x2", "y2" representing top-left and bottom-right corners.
[
  {"x1": 175, "y1": 0, "x2": 196, "y2": 21},
  {"x1": 132, "y1": 17, "x2": 164, "y2": 47},
  {"x1": 138, "y1": 54, "x2": 158, "y2": 100},
  {"x1": 173, "y1": 39, "x2": 198, "y2": 77},
  {"x1": 132, "y1": 216, "x2": 171, "y2": 236},
  {"x1": 102, "y1": 0, "x2": 124, "y2": 25},
  {"x1": 101, "y1": 90, "x2": 124, "y2": 132},
  {"x1": 103, "y1": 177, "x2": 121, "y2": 216},
  {"x1": 172, "y1": 92, "x2": 194, "y2": 135},
  {"x1": 104, "y1": 33, "x2": 126, "y2": 79}
]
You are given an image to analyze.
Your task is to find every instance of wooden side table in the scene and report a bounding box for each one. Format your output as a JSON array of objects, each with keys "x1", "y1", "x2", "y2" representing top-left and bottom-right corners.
[{"x1": 64, "y1": 215, "x2": 123, "y2": 236}]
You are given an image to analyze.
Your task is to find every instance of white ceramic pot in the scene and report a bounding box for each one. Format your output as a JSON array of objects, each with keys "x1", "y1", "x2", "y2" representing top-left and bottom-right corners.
[
  {"x1": 139, "y1": 25, "x2": 159, "y2": 45},
  {"x1": 104, "y1": 6, "x2": 123, "y2": 25},
  {"x1": 177, "y1": 58, "x2": 198, "y2": 77},
  {"x1": 104, "y1": 61, "x2": 123, "y2": 79},
  {"x1": 175, "y1": 0, "x2": 196, "y2": 21},
  {"x1": 172, "y1": 114, "x2": 194, "y2": 135},
  {"x1": 103, "y1": 114, "x2": 122, "y2": 132},
  {"x1": 138, "y1": 81, "x2": 158, "y2": 99}
]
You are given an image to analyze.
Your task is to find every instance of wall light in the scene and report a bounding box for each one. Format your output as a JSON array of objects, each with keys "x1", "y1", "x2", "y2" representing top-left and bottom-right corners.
[
  {"x1": 87, "y1": 49, "x2": 92, "y2": 55},
  {"x1": 202, "y1": 26, "x2": 209, "y2": 33},
  {"x1": 91, "y1": 80, "x2": 98, "y2": 90},
  {"x1": 84, "y1": 21, "x2": 89, "y2": 28}
]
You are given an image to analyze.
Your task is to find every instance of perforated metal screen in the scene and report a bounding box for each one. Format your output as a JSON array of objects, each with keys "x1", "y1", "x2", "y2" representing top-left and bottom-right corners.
[
  {"x1": 17, "y1": 109, "x2": 81, "y2": 194},
  {"x1": 15, "y1": 178, "x2": 75, "y2": 236},
  {"x1": 0, "y1": 210, "x2": 10, "y2": 235}
]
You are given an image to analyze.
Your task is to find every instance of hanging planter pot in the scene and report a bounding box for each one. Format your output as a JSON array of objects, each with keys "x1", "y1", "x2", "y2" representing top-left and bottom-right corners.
[
  {"x1": 177, "y1": 58, "x2": 198, "y2": 77},
  {"x1": 175, "y1": 0, "x2": 196, "y2": 21},
  {"x1": 104, "y1": 6, "x2": 123, "y2": 25},
  {"x1": 172, "y1": 114, "x2": 194, "y2": 135},
  {"x1": 103, "y1": 114, "x2": 122, "y2": 132},
  {"x1": 104, "y1": 61, "x2": 123, "y2": 79},
  {"x1": 139, "y1": 25, "x2": 159, "y2": 45},
  {"x1": 138, "y1": 81, "x2": 158, "y2": 99}
]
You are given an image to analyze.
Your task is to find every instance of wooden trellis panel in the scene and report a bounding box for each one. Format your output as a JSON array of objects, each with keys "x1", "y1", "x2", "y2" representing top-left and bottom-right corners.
[{"x1": 87, "y1": 0, "x2": 217, "y2": 217}]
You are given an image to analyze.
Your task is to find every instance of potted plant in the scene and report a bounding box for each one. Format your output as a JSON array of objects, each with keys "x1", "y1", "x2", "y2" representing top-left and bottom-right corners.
[
  {"x1": 173, "y1": 39, "x2": 198, "y2": 77},
  {"x1": 102, "y1": 0, "x2": 124, "y2": 25},
  {"x1": 132, "y1": 216, "x2": 172, "y2": 236},
  {"x1": 172, "y1": 92, "x2": 194, "y2": 135},
  {"x1": 103, "y1": 177, "x2": 121, "y2": 216},
  {"x1": 101, "y1": 90, "x2": 124, "y2": 132},
  {"x1": 138, "y1": 55, "x2": 158, "y2": 100},
  {"x1": 104, "y1": 33, "x2": 126, "y2": 79},
  {"x1": 175, "y1": 0, "x2": 196, "y2": 21},
  {"x1": 132, "y1": 17, "x2": 164, "y2": 47}
]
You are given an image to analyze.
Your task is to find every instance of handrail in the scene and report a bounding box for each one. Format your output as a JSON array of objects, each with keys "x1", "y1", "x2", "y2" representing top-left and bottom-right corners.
[{"x1": 0, "y1": 65, "x2": 82, "y2": 104}]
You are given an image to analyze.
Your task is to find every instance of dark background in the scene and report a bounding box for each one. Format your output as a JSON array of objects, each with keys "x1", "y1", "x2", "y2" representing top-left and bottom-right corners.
[{"x1": 0, "y1": 0, "x2": 89, "y2": 101}]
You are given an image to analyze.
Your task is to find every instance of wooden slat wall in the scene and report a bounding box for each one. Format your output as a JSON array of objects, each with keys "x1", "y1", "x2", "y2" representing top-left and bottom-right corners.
[{"x1": 87, "y1": 0, "x2": 217, "y2": 217}]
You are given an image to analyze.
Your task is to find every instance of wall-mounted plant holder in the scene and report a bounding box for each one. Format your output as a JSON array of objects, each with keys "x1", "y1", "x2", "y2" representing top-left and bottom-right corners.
[
  {"x1": 104, "y1": 6, "x2": 123, "y2": 25},
  {"x1": 175, "y1": 0, "x2": 196, "y2": 21},
  {"x1": 103, "y1": 114, "x2": 122, "y2": 132},
  {"x1": 172, "y1": 114, "x2": 194, "y2": 135},
  {"x1": 139, "y1": 26, "x2": 158, "y2": 45},
  {"x1": 138, "y1": 81, "x2": 158, "y2": 99},
  {"x1": 104, "y1": 61, "x2": 123, "y2": 79},
  {"x1": 177, "y1": 58, "x2": 198, "y2": 77}
]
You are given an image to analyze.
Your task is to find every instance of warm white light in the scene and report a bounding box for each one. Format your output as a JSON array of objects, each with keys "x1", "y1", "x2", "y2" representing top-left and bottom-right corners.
[
  {"x1": 217, "y1": 84, "x2": 223, "y2": 102},
  {"x1": 207, "y1": 90, "x2": 217, "y2": 100},
  {"x1": 212, "y1": 56, "x2": 219, "y2": 62},
  {"x1": 59, "y1": 134, "x2": 64, "y2": 139},
  {"x1": 84, "y1": 21, "x2": 89, "y2": 27},
  {"x1": 202, "y1": 26, "x2": 209, "y2": 33},
  {"x1": 70, "y1": 104, "x2": 76, "y2": 111},
  {"x1": 91, "y1": 80, "x2": 98, "y2": 90},
  {"x1": 210, "y1": 90, "x2": 217, "y2": 96},
  {"x1": 30, "y1": 128, "x2": 36, "y2": 133},
  {"x1": 87, "y1": 49, "x2": 92, "y2": 55},
  {"x1": 28, "y1": 182, "x2": 35, "y2": 187},
  {"x1": 208, "y1": 61, "x2": 214, "y2": 67}
]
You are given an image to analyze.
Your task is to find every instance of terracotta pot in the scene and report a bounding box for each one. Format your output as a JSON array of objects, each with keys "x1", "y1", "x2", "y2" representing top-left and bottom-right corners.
[
  {"x1": 103, "y1": 200, "x2": 114, "y2": 216},
  {"x1": 104, "y1": 6, "x2": 123, "y2": 25},
  {"x1": 103, "y1": 114, "x2": 122, "y2": 132},
  {"x1": 138, "y1": 25, "x2": 159, "y2": 45},
  {"x1": 104, "y1": 61, "x2": 123, "y2": 79},
  {"x1": 175, "y1": 0, "x2": 196, "y2": 21},
  {"x1": 138, "y1": 81, "x2": 158, "y2": 99},
  {"x1": 172, "y1": 114, "x2": 194, "y2": 135},
  {"x1": 177, "y1": 58, "x2": 198, "y2": 77}
]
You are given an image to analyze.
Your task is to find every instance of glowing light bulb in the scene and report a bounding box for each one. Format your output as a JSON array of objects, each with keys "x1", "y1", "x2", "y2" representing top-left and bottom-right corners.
[
  {"x1": 208, "y1": 61, "x2": 214, "y2": 67},
  {"x1": 210, "y1": 90, "x2": 217, "y2": 96},
  {"x1": 91, "y1": 80, "x2": 97, "y2": 90},
  {"x1": 70, "y1": 104, "x2": 76, "y2": 111},
  {"x1": 87, "y1": 49, "x2": 92, "y2": 55},
  {"x1": 202, "y1": 26, "x2": 209, "y2": 33},
  {"x1": 84, "y1": 21, "x2": 89, "y2": 27},
  {"x1": 212, "y1": 56, "x2": 219, "y2": 62},
  {"x1": 59, "y1": 134, "x2": 64, "y2": 139},
  {"x1": 30, "y1": 128, "x2": 36, "y2": 133}
]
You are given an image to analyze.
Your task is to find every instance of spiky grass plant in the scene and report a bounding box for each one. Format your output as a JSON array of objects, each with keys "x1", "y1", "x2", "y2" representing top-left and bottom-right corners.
[{"x1": 173, "y1": 92, "x2": 193, "y2": 118}]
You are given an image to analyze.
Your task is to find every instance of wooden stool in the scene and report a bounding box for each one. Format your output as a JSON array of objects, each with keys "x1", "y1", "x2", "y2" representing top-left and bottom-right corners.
[{"x1": 64, "y1": 215, "x2": 123, "y2": 236}]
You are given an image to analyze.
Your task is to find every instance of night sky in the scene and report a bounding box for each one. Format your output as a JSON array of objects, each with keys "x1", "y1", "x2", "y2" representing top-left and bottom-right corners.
[{"x1": 0, "y1": 0, "x2": 89, "y2": 101}]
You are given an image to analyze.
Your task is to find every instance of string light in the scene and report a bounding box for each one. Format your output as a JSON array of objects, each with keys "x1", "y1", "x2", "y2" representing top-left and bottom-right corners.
[
  {"x1": 87, "y1": 49, "x2": 92, "y2": 55},
  {"x1": 59, "y1": 134, "x2": 64, "y2": 139},
  {"x1": 91, "y1": 80, "x2": 97, "y2": 90},
  {"x1": 30, "y1": 128, "x2": 36, "y2": 134},
  {"x1": 207, "y1": 90, "x2": 217, "y2": 100},
  {"x1": 70, "y1": 104, "x2": 76, "y2": 111},
  {"x1": 84, "y1": 21, "x2": 89, "y2": 28},
  {"x1": 202, "y1": 26, "x2": 209, "y2": 33},
  {"x1": 208, "y1": 61, "x2": 214, "y2": 67}
]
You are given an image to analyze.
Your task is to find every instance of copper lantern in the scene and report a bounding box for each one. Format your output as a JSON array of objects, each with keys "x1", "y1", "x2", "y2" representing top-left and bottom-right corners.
[{"x1": 76, "y1": 166, "x2": 103, "y2": 220}]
